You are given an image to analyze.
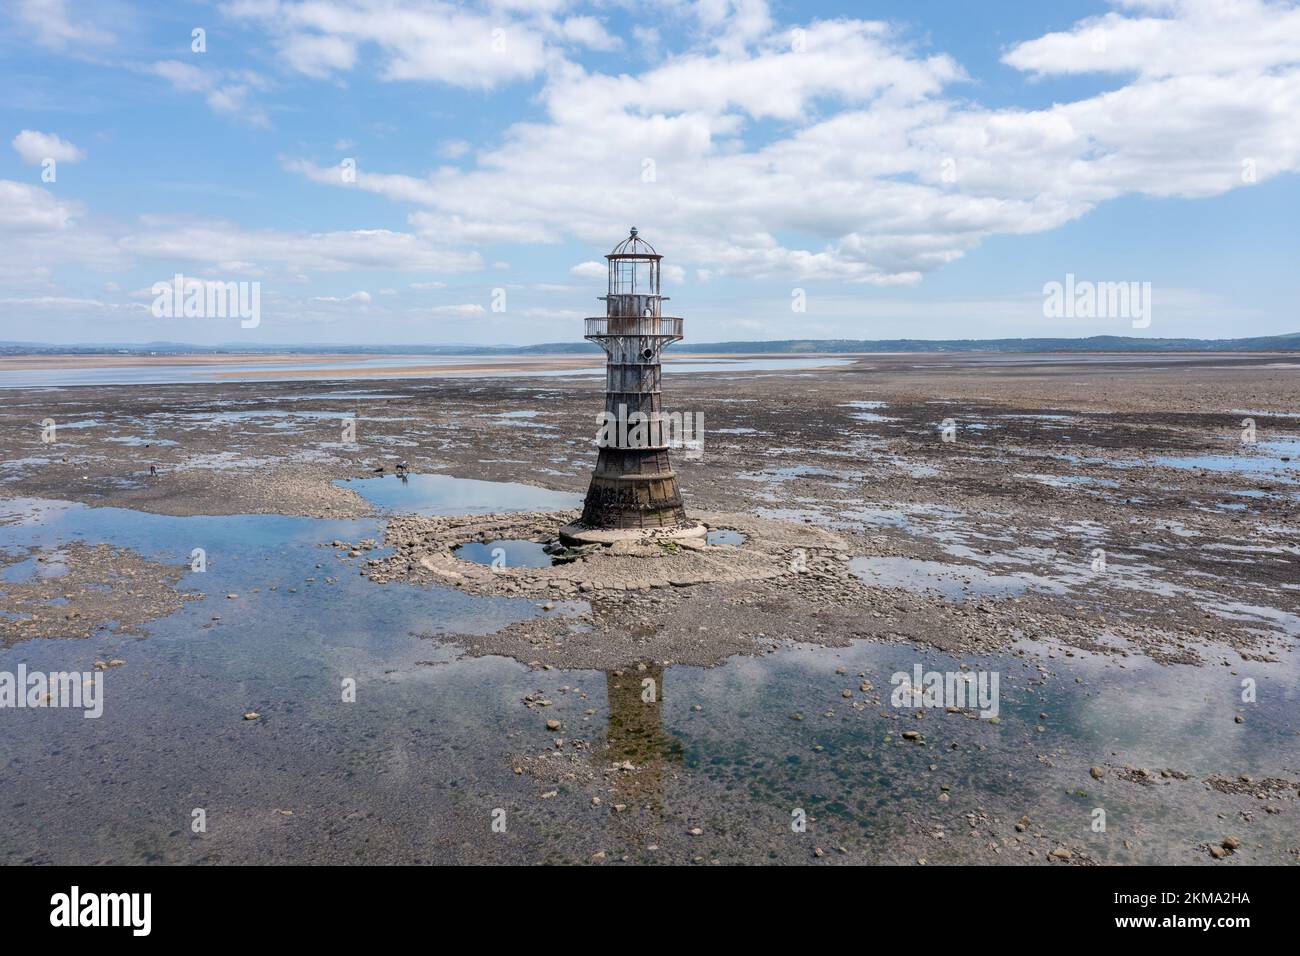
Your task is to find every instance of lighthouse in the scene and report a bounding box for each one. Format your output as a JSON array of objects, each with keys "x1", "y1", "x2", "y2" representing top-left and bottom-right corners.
[{"x1": 560, "y1": 228, "x2": 705, "y2": 545}]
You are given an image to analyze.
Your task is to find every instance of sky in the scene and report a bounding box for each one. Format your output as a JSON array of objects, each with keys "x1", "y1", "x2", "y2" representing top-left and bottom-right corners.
[{"x1": 1, "y1": 0, "x2": 1297, "y2": 347}]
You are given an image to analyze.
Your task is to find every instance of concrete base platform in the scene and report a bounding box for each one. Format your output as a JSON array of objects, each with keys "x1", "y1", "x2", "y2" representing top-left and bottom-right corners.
[{"x1": 559, "y1": 520, "x2": 707, "y2": 547}]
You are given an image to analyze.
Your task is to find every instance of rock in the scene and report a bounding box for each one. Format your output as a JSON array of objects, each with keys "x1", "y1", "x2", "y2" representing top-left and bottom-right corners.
[
  {"x1": 546, "y1": 719, "x2": 561, "y2": 731},
  {"x1": 687, "y1": 827, "x2": 703, "y2": 836},
  {"x1": 1048, "y1": 847, "x2": 1072, "y2": 861},
  {"x1": 242, "y1": 712, "x2": 260, "y2": 720},
  {"x1": 1090, "y1": 766, "x2": 1106, "y2": 780},
  {"x1": 1222, "y1": 836, "x2": 1242, "y2": 850}
]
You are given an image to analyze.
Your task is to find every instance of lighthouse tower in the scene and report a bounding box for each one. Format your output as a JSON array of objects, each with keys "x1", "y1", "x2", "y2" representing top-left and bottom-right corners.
[{"x1": 560, "y1": 228, "x2": 705, "y2": 545}]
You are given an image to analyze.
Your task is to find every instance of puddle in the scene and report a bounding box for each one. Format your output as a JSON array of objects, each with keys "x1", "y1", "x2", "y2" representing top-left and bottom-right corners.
[
  {"x1": 338, "y1": 474, "x2": 583, "y2": 515},
  {"x1": 850, "y1": 556, "x2": 1035, "y2": 601},
  {"x1": 105, "y1": 436, "x2": 178, "y2": 447},
  {"x1": 1153, "y1": 439, "x2": 1299, "y2": 483},
  {"x1": 1017, "y1": 473, "x2": 1120, "y2": 490},
  {"x1": 454, "y1": 539, "x2": 556, "y2": 569},
  {"x1": 740, "y1": 465, "x2": 859, "y2": 483},
  {"x1": 0, "y1": 549, "x2": 70, "y2": 583},
  {"x1": 706, "y1": 529, "x2": 746, "y2": 546}
]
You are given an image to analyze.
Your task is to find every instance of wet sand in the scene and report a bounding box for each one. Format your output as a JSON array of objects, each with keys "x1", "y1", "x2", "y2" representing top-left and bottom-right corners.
[{"x1": 1, "y1": 351, "x2": 1297, "y2": 864}]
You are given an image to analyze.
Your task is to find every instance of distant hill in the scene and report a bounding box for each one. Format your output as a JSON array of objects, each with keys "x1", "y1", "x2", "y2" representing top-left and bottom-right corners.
[
  {"x1": 2, "y1": 333, "x2": 1297, "y2": 356},
  {"x1": 667, "y1": 332, "x2": 1300, "y2": 354}
]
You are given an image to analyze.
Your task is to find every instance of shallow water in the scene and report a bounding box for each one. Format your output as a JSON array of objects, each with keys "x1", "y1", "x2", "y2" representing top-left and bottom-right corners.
[
  {"x1": 849, "y1": 556, "x2": 1035, "y2": 600},
  {"x1": 454, "y1": 539, "x2": 555, "y2": 569},
  {"x1": 2, "y1": 491, "x2": 1298, "y2": 864},
  {"x1": 338, "y1": 473, "x2": 583, "y2": 515},
  {"x1": 1152, "y1": 439, "x2": 1299, "y2": 483},
  {"x1": 0, "y1": 356, "x2": 854, "y2": 389},
  {"x1": 706, "y1": 529, "x2": 746, "y2": 546}
]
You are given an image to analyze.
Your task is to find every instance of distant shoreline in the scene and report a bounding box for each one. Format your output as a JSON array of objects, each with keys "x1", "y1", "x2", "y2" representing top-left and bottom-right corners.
[
  {"x1": 2, "y1": 331, "x2": 1298, "y2": 358},
  {"x1": 0, "y1": 351, "x2": 840, "y2": 372}
]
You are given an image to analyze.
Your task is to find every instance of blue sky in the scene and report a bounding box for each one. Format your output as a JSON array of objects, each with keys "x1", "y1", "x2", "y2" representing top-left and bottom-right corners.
[{"x1": 1, "y1": 0, "x2": 1297, "y2": 346}]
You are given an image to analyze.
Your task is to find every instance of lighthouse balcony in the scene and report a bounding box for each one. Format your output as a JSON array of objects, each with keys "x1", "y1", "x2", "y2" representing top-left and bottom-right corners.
[{"x1": 584, "y1": 316, "x2": 683, "y2": 339}]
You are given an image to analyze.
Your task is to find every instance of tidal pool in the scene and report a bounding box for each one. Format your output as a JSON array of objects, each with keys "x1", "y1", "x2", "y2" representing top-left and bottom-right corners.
[
  {"x1": 454, "y1": 539, "x2": 556, "y2": 569},
  {"x1": 706, "y1": 529, "x2": 746, "y2": 546},
  {"x1": 1, "y1": 494, "x2": 1297, "y2": 865},
  {"x1": 338, "y1": 473, "x2": 583, "y2": 515}
]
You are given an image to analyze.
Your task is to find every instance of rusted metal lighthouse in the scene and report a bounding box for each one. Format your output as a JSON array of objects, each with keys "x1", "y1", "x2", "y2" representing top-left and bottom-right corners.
[{"x1": 560, "y1": 228, "x2": 705, "y2": 545}]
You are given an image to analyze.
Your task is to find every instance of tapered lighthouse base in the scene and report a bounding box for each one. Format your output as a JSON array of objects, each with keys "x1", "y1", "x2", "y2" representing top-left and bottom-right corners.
[{"x1": 559, "y1": 520, "x2": 707, "y2": 547}]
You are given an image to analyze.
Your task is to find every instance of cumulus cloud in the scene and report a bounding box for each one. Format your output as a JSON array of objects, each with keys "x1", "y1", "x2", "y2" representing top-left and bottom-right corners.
[
  {"x1": 1001, "y1": 0, "x2": 1300, "y2": 79},
  {"x1": 0, "y1": 180, "x2": 80, "y2": 231},
  {"x1": 429, "y1": 303, "x2": 486, "y2": 316},
  {"x1": 311, "y1": 290, "x2": 372, "y2": 302},
  {"x1": 558, "y1": 16, "x2": 621, "y2": 51},
  {"x1": 148, "y1": 60, "x2": 270, "y2": 126},
  {"x1": 11, "y1": 130, "x2": 85, "y2": 165},
  {"x1": 224, "y1": 0, "x2": 552, "y2": 87},
  {"x1": 278, "y1": 1, "x2": 1300, "y2": 284},
  {"x1": 121, "y1": 219, "x2": 485, "y2": 274},
  {"x1": 282, "y1": 33, "x2": 358, "y2": 78},
  {"x1": 13, "y1": 0, "x2": 114, "y2": 49}
]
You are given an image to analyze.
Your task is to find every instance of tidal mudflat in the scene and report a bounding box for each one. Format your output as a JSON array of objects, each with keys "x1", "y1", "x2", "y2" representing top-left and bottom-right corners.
[{"x1": 1, "y1": 352, "x2": 1297, "y2": 864}]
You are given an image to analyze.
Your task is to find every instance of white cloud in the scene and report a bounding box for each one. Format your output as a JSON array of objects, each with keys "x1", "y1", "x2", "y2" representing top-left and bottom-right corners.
[
  {"x1": 224, "y1": 0, "x2": 552, "y2": 87},
  {"x1": 311, "y1": 290, "x2": 372, "y2": 302},
  {"x1": 1001, "y1": 0, "x2": 1300, "y2": 79},
  {"x1": 569, "y1": 261, "x2": 605, "y2": 278},
  {"x1": 559, "y1": 16, "x2": 621, "y2": 51},
  {"x1": 429, "y1": 303, "x2": 486, "y2": 316},
  {"x1": 279, "y1": 1, "x2": 1300, "y2": 284},
  {"x1": 148, "y1": 60, "x2": 270, "y2": 126},
  {"x1": 0, "y1": 180, "x2": 79, "y2": 231},
  {"x1": 121, "y1": 219, "x2": 485, "y2": 274},
  {"x1": 14, "y1": 0, "x2": 114, "y2": 49},
  {"x1": 11, "y1": 130, "x2": 85, "y2": 165},
  {"x1": 282, "y1": 33, "x2": 357, "y2": 78}
]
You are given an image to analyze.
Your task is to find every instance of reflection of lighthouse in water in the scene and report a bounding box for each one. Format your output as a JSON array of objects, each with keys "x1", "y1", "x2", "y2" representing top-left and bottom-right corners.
[{"x1": 599, "y1": 664, "x2": 683, "y2": 823}]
